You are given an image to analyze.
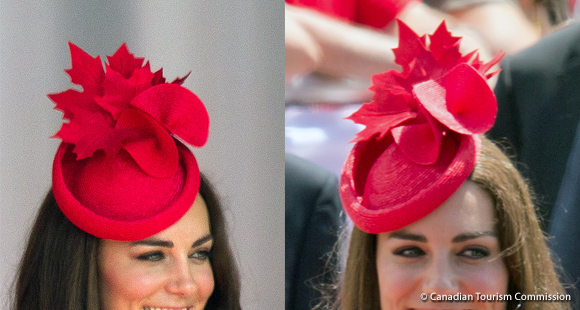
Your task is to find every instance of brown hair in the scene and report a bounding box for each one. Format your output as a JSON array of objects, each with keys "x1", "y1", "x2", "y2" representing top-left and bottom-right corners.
[
  {"x1": 12, "y1": 173, "x2": 240, "y2": 310},
  {"x1": 331, "y1": 137, "x2": 571, "y2": 310}
]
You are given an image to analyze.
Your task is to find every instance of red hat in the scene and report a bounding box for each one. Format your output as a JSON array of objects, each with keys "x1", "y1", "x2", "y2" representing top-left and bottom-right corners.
[
  {"x1": 340, "y1": 21, "x2": 503, "y2": 234},
  {"x1": 50, "y1": 43, "x2": 209, "y2": 241}
]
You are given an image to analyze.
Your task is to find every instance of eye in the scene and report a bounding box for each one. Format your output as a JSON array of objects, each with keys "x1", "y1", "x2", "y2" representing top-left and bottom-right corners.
[
  {"x1": 393, "y1": 246, "x2": 425, "y2": 258},
  {"x1": 137, "y1": 251, "x2": 165, "y2": 262},
  {"x1": 458, "y1": 246, "x2": 490, "y2": 259},
  {"x1": 189, "y1": 249, "x2": 211, "y2": 262}
]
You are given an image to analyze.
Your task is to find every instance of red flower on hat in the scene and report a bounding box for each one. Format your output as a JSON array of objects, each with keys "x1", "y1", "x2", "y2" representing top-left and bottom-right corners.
[
  {"x1": 49, "y1": 43, "x2": 209, "y2": 178},
  {"x1": 347, "y1": 21, "x2": 503, "y2": 165},
  {"x1": 340, "y1": 20, "x2": 506, "y2": 233}
]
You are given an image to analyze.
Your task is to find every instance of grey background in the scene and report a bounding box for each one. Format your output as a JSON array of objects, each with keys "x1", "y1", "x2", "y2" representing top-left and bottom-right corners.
[{"x1": 0, "y1": 2, "x2": 284, "y2": 308}]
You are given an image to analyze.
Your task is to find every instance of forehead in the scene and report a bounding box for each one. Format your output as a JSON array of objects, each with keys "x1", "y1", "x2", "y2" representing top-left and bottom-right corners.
[
  {"x1": 100, "y1": 194, "x2": 211, "y2": 252},
  {"x1": 398, "y1": 181, "x2": 496, "y2": 236}
]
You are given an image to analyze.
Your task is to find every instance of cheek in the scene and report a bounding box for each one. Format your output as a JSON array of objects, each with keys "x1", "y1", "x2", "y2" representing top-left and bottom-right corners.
[
  {"x1": 377, "y1": 260, "x2": 422, "y2": 306},
  {"x1": 460, "y1": 260, "x2": 509, "y2": 295},
  {"x1": 101, "y1": 264, "x2": 162, "y2": 306},
  {"x1": 196, "y1": 265, "x2": 215, "y2": 303}
]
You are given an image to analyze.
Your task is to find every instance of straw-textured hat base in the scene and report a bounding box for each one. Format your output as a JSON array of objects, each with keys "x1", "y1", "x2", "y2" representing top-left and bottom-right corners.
[
  {"x1": 52, "y1": 141, "x2": 200, "y2": 241},
  {"x1": 340, "y1": 133, "x2": 480, "y2": 234}
]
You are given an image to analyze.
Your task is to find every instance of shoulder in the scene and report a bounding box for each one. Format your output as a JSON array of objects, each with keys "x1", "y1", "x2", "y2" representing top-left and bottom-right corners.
[
  {"x1": 503, "y1": 22, "x2": 580, "y2": 70},
  {"x1": 285, "y1": 153, "x2": 337, "y2": 193},
  {"x1": 285, "y1": 153, "x2": 341, "y2": 219}
]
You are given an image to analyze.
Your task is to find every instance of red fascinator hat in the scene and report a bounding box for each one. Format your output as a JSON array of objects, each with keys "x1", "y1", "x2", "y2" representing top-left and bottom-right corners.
[
  {"x1": 50, "y1": 43, "x2": 209, "y2": 241},
  {"x1": 340, "y1": 21, "x2": 503, "y2": 234}
]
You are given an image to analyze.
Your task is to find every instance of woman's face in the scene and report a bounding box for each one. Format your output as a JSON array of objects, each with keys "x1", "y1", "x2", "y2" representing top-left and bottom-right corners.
[
  {"x1": 376, "y1": 181, "x2": 508, "y2": 310},
  {"x1": 99, "y1": 194, "x2": 215, "y2": 310}
]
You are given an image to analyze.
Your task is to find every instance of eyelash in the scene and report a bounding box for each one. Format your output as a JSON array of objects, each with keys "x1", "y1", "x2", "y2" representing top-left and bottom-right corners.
[
  {"x1": 393, "y1": 246, "x2": 425, "y2": 258},
  {"x1": 137, "y1": 251, "x2": 165, "y2": 262},
  {"x1": 136, "y1": 249, "x2": 212, "y2": 262},
  {"x1": 458, "y1": 247, "x2": 489, "y2": 259},
  {"x1": 190, "y1": 249, "x2": 211, "y2": 261},
  {"x1": 392, "y1": 246, "x2": 490, "y2": 259}
]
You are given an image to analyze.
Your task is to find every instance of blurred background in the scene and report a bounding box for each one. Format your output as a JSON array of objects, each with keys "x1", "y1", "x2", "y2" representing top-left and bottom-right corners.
[{"x1": 0, "y1": 2, "x2": 284, "y2": 308}]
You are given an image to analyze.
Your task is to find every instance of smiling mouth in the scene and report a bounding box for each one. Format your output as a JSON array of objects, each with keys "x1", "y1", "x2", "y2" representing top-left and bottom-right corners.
[{"x1": 143, "y1": 307, "x2": 193, "y2": 310}]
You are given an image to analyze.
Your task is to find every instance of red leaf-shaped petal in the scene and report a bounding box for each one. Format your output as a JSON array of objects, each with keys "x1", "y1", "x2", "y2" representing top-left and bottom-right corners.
[
  {"x1": 54, "y1": 106, "x2": 121, "y2": 159},
  {"x1": 351, "y1": 88, "x2": 413, "y2": 122},
  {"x1": 413, "y1": 64, "x2": 496, "y2": 135},
  {"x1": 393, "y1": 20, "x2": 426, "y2": 73},
  {"x1": 428, "y1": 21, "x2": 462, "y2": 65},
  {"x1": 65, "y1": 42, "x2": 105, "y2": 97},
  {"x1": 95, "y1": 68, "x2": 136, "y2": 119},
  {"x1": 348, "y1": 86, "x2": 417, "y2": 143},
  {"x1": 151, "y1": 68, "x2": 166, "y2": 85},
  {"x1": 49, "y1": 89, "x2": 100, "y2": 120},
  {"x1": 458, "y1": 50, "x2": 478, "y2": 64},
  {"x1": 171, "y1": 71, "x2": 191, "y2": 85},
  {"x1": 369, "y1": 72, "x2": 416, "y2": 111},
  {"x1": 485, "y1": 68, "x2": 502, "y2": 80},
  {"x1": 348, "y1": 69, "x2": 420, "y2": 142},
  {"x1": 404, "y1": 48, "x2": 439, "y2": 84},
  {"x1": 130, "y1": 67, "x2": 155, "y2": 94},
  {"x1": 117, "y1": 108, "x2": 178, "y2": 178},
  {"x1": 350, "y1": 111, "x2": 416, "y2": 143},
  {"x1": 106, "y1": 43, "x2": 145, "y2": 79},
  {"x1": 96, "y1": 66, "x2": 155, "y2": 120},
  {"x1": 476, "y1": 51, "x2": 504, "y2": 77},
  {"x1": 130, "y1": 84, "x2": 209, "y2": 147}
]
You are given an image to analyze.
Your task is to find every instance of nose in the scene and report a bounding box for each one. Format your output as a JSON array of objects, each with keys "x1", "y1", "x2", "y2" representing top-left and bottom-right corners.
[
  {"x1": 165, "y1": 258, "x2": 198, "y2": 297},
  {"x1": 421, "y1": 252, "x2": 460, "y2": 296}
]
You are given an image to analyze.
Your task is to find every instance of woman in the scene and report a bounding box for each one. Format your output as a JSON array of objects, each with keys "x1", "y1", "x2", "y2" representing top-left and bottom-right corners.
[
  {"x1": 332, "y1": 21, "x2": 571, "y2": 310},
  {"x1": 12, "y1": 43, "x2": 240, "y2": 309}
]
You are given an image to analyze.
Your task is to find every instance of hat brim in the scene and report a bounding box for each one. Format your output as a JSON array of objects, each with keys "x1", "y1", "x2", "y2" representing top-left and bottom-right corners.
[
  {"x1": 52, "y1": 141, "x2": 200, "y2": 241},
  {"x1": 340, "y1": 134, "x2": 480, "y2": 234}
]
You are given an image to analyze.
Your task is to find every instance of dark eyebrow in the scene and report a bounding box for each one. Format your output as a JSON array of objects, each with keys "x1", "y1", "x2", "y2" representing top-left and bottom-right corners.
[
  {"x1": 192, "y1": 234, "x2": 213, "y2": 248},
  {"x1": 388, "y1": 231, "x2": 497, "y2": 243},
  {"x1": 388, "y1": 231, "x2": 427, "y2": 242},
  {"x1": 131, "y1": 239, "x2": 174, "y2": 248},
  {"x1": 452, "y1": 231, "x2": 496, "y2": 243},
  {"x1": 131, "y1": 234, "x2": 213, "y2": 248}
]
